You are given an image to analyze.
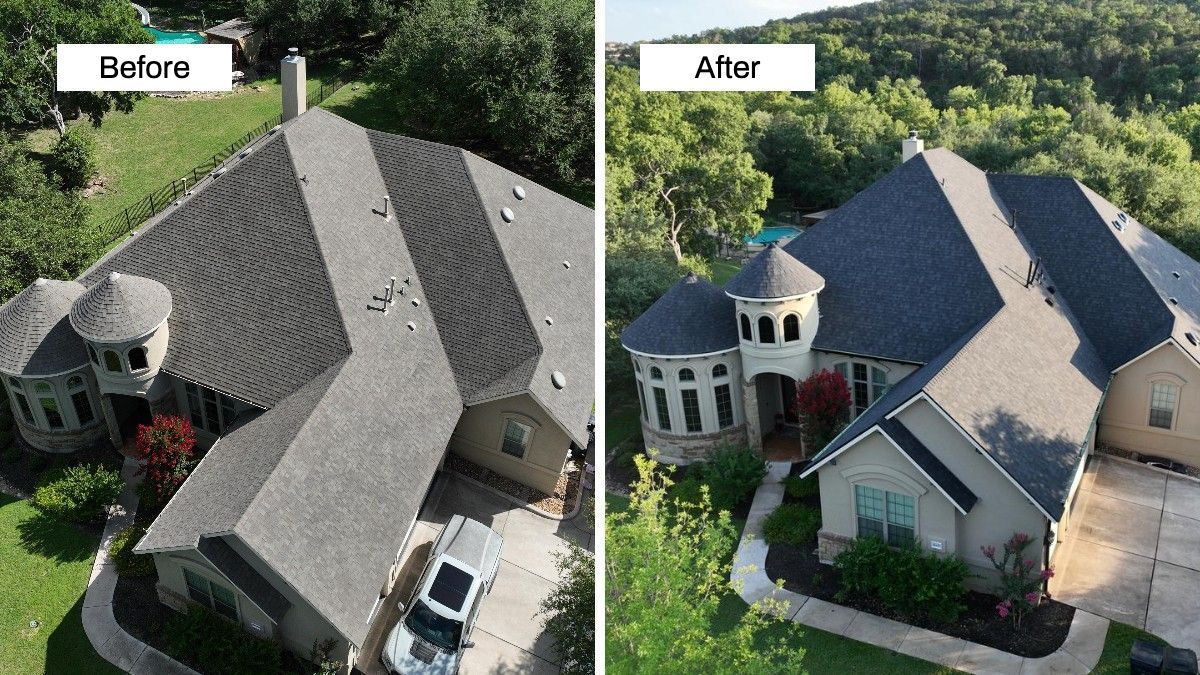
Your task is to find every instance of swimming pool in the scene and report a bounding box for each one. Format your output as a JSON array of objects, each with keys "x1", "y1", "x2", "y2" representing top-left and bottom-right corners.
[
  {"x1": 145, "y1": 27, "x2": 205, "y2": 44},
  {"x1": 745, "y1": 225, "x2": 803, "y2": 245}
]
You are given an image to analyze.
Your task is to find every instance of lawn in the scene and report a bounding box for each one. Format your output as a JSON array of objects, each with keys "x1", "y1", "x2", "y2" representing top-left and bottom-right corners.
[
  {"x1": 24, "y1": 66, "x2": 350, "y2": 232},
  {"x1": 0, "y1": 494, "x2": 118, "y2": 675},
  {"x1": 709, "y1": 257, "x2": 743, "y2": 286}
]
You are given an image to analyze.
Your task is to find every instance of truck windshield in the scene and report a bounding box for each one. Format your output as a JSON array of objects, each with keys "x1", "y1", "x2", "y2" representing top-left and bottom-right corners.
[{"x1": 405, "y1": 599, "x2": 464, "y2": 651}]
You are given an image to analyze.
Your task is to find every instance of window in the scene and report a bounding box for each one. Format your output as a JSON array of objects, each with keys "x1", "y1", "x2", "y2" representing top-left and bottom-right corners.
[
  {"x1": 680, "y1": 389, "x2": 702, "y2": 433},
  {"x1": 783, "y1": 314, "x2": 800, "y2": 342},
  {"x1": 183, "y1": 568, "x2": 239, "y2": 621},
  {"x1": 653, "y1": 387, "x2": 671, "y2": 431},
  {"x1": 66, "y1": 376, "x2": 94, "y2": 427},
  {"x1": 758, "y1": 316, "x2": 775, "y2": 344},
  {"x1": 103, "y1": 350, "x2": 122, "y2": 373},
  {"x1": 500, "y1": 419, "x2": 532, "y2": 458},
  {"x1": 127, "y1": 347, "x2": 148, "y2": 371},
  {"x1": 34, "y1": 382, "x2": 63, "y2": 429},
  {"x1": 740, "y1": 314, "x2": 752, "y2": 341},
  {"x1": 836, "y1": 362, "x2": 888, "y2": 417},
  {"x1": 634, "y1": 360, "x2": 641, "y2": 373},
  {"x1": 6, "y1": 379, "x2": 33, "y2": 425},
  {"x1": 712, "y1": 364, "x2": 728, "y2": 379},
  {"x1": 87, "y1": 345, "x2": 98, "y2": 365},
  {"x1": 1149, "y1": 381, "x2": 1180, "y2": 429},
  {"x1": 649, "y1": 366, "x2": 663, "y2": 381},
  {"x1": 637, "y1": 383, "x2": 649, "y2": 422},
  {"x1": 184, "y1": 382, "x2": 238, "y2": 434},
  {"x1": 714, "y1": 384, "x2": 734, "y2": 429},
  {"x1": 855, "y1": 485, "x2": 915, "y2": 547},
  {"x1": 678, "y1": 368, "x2": 695, "y2": 382}
]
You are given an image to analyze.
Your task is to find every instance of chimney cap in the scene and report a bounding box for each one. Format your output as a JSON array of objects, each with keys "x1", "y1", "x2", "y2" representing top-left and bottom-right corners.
[
  {"x1": 288, "y1": 47, "x2": 298, "y2": 56},
  {"x1": 908, "y1": 130, "x2": 919, "y2": 139}
]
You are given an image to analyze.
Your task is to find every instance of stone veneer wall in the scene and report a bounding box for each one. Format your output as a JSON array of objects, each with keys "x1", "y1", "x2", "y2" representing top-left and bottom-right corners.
[
  {"x1": 14, "y1": 415, "x2": 107, "y2": 454},
  {"x1": 642, "y1": 421, "x2": 748, "y2": 464},
  {"x1": 816, "y1": 530, "x2": 853, "y2": 564}
]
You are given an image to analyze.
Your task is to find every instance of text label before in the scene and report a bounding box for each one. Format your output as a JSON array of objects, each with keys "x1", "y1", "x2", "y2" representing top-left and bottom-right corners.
[{"x1": 57, "y1": 44, "x2": 233, "y2": 92}]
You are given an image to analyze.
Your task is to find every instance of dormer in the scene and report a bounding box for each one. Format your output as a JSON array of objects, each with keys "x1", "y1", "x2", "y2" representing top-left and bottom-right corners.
[
  {"x1": 70, "y1": 272, "x2": 172, "y2": 386},
  {"x1": 725, "y1": 243, "x2": 824, "y2": 380}
]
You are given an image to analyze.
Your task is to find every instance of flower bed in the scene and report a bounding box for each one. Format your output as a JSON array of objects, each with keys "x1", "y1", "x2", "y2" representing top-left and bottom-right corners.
[{"x1": 445, "y1": 453, "x2": 583, "y2": 517}]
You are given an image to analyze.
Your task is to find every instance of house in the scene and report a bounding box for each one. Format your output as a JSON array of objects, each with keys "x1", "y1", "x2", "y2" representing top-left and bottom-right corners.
[
  {"x1": 620, "y1": 134, "x2": 1200, "y2": 584},
  {"x1": 202, "y1": 18, "x2": 264, "y2": 66},
  {"x1": 0, "y1": 52, "x2": 593, "y2": 667}
]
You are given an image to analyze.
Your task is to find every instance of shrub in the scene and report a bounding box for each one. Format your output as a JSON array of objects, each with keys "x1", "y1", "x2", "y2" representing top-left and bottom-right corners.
[
  {"x1": 134, "y1": 415, "x2": 197, "y2": 507},
  {"x1": 0, "y1": 428, "x2": 12, "y2": 449},
  {"x1": 31, "y1": 463, "x2": 123, "y2": 523},
  {"x1": 111, "y1": 523, "x2": 154, "y2": 577},
  {"x1": 165, "y1": 604, "x2": 281, "y2": 675},
  {"x1": 835, "y1": 537, "x2": 970, "y2": 624},
  {"x1": 51, "y1": 131, "x2": 97, "y2": 190},
  {"x1": 982, "y1": 532, "x2": 1054, "y2": 628},
  {"x1": 539, "y1": 543, "x2": 595, "y2": 675},
  {"x1": 310, "y1": 638, "x2": 344, "y2": 675},
  {"x1": 2, "y1": 445, "x2": 18, "y2": 465},
  {"x1": 782, "y1": 473, "x2": 820, "y2": 501},
  {"x1": 695, "y1": 445, "x2": 767, "y2": 511},
  {"x1": 794, "y1": 369, "x2": 851, "y2": 450},
  {"x1": 762, "y1": 503, "x2": 822, "y2": 547},
  {"x1": 668, "y1": 473, "x2": 706, "y2": 507}
]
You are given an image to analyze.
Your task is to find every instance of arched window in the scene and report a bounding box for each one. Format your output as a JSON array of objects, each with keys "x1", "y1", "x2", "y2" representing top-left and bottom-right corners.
[
  {"x1": 1149, "y1": 381, "x2": 1180, "y2": 429},
  {"x1": 649, "y1": 366, "x2": 663, "y2": 381},
  {"x1": 103, "y1": 350, "x2": 122, "y2": 373},
  {"x1": 783, "y1": 314, "x2": 800, "y2": 342},
  {"x1": 87, "y1": 344, "x2": 98, "y2": 365},
  {"x1": 712, "y1": 364, "x2": 728, "y2": 379},
  {"x1": 5, "y1": 378, "x2": 33, "y2": 425},
  {"x1": 66, "y1": 375, "x2": 95, "y2": 427},
  {"x1": 678, "y1": 368, "x2": 695, "y2": 382},
  {"x1": 33, "y1": 381, "x2": 63, "y2": 429},
  {"x1": 128, "y1": 347, "x2": 149, "y2": 371},
  {"x1": 739, "y1": 314, "x2": 752, "y2": 341},
  {"x1": 758, "y1": 316, "x2": 775, "y2": 344}
]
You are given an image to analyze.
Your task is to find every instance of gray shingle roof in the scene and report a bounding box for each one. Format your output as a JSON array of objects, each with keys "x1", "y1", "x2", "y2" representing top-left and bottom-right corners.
[
  {"x1": 621, "y1": 273, "x2": 738, "y2": 356},
  {"x1": 724, "y1": 243, "x2": 824, "y2": 299},
  {"x1": 203, "y1": 17, "x2": 257, "y2": 40},
  {"x1": 197, "y1": 536, "x2": 291, "y2": 622},
  {"x1": 0, "y1": 279, "x2": 88, "y2": 376},
  {"x1": 878, "y1": 417, "x2": 977, "y2": 513},
  {"x1": 69, "y1": 272, "x2": 172, "y2": 343}
]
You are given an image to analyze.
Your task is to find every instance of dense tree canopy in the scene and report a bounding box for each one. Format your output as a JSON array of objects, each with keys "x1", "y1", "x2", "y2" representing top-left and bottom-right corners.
[
  {"x1": 245, "y1": 0, "x2": 394, "y2": 51},
  {"x1": 0, "y1": 0, "x2": 149, "y2": 135}
]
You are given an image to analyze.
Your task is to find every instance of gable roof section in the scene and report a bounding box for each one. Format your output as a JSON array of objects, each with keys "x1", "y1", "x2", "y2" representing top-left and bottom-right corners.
[
  {"x1": 196, "y1": 536, "x2": 291, "y2": 623},
  {"x1": 784, "y1": 151, "x2": 1003, "y2": 363},
  {"x1": 0, "y1": 279, "x2": 87, "y2": 376},
  {"x1": 463, "y1": 152, "x2": 595, "y2": 444},
  {"x1": 725, "y1": 243, "x2": 825, "y2": 299},
  {"x1": 877, "y1": 417, "x2": 977, "y2": 513},
  {"x1": 621, "y1": 273, "x2": 738, "y2": 356},
  {"x1": 80, "y1": 131, "x2": 350, "y2": 407}
]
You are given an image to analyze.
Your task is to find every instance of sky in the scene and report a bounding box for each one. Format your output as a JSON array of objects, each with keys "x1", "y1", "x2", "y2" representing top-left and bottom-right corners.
[{"x1": 605, "y1": 0, "x2": 871, "y2": 43}]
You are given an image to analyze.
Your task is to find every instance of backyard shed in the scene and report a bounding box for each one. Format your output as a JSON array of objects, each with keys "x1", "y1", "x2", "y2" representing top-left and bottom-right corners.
[{"x1": 203, "y1": 18, "x2": 263, "y2": 65}]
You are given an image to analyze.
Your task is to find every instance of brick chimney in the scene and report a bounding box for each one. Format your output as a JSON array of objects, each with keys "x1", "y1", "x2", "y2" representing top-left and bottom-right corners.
[
  {"x1": 902, "y1": 130, "x2": 924, "y2": 163},
  {"x1": 281, "y1": 47, "x2": 306, "y2": 121}
]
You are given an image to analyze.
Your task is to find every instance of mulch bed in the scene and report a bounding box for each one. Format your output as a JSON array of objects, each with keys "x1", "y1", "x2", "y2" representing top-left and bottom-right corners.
[
  {"x1": 0, "y1": 436, "x2": 123, "y2": 500},
  {"x1": 765, "y1": 540, "x2": 1074, "y2": 658},
  {"x1": 445, "y1": 453, "x2": 584, "y2": 516}
]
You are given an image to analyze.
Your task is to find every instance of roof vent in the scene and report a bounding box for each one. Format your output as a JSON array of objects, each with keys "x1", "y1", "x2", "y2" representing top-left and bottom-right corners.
[
  {"x1": 404, "y1": 276, "x2": 411, "y2": 284},
  {"x1": 368, "y1": 277, "x2": 397, "y2": 314},
  {"x1": 1046, "y1": 285, "x2": 1056, "y2": 295},
  {"x1": 211, "y1": 167, "x2": 227, "y2": 179},
  {"x1": 33, "y1": 278, "x2": 46, "y2": 286},
  {"x1": 379, "y1": 195, "x2": 392, "y2": 221},
  {"x1": 1045, "y1": 297, "x2": 1054, "y2": 307},
  {"x1": 545, "y1": 316, "x2": 553, "y2": 325},
  {"x1": 411, "y1": 298, "x2": 420, "y2": 307},
  {"x1": 513, "y1": 186, "x2": 526, "y2": 200},
  {"x1": 1119, "y1": 212, "x2": 1128, "y2": 222},
  {"x1": 1188, "y1": 332, "x2": 1198, "y2": 346},
  {"x1": 551, "y1": 371, "x2": 566, "y2": 389},
  {"x1": 1112, "y1": 219, "x2": 1124, "y2": 232},
  {"x1": 1173, "y1": 271, "x2": 1182, "y2": 279},
  {"x1": 500, "y1": 207, "x2": 515, "y2": 223},
  {"x1": 238, "y1": 147, "x2": 253, "y2": 159},
  {"x1": 1170, "y1": 297, "x2": 1179, "y2": 305},
  {"x1": 406, "y1": 322, "x2": 416, "y2": 332},
  {"x1": 684, "y1": 272, "x2": 698, "y2": 284},
  {"x1": 562, "y1": 260, "x2": 571, "y2": 269}
]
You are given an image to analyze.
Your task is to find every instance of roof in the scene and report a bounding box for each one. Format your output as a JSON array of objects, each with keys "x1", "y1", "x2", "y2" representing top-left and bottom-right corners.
[
  {"x1": 0, "y1": 279, "x2": 87, "y2": 376},
  {"x1": 878, "y1": 417, "x2": 977, "y2": 513},
  {"x1": 620, "y1": 273, "x2": 738, "y2": 356},
  {"x1": 203, "y1": 18, "x2": 257, "y2": 40},
  {"x1": 197, "y1": 536, "x2": 291, "y2": 622},
  {"x1": 132, "y1": 108, "x2": 592, "y2": 646},
  {"x1": 69, "y1": 272, "x2": 172, "y2": 343},
  {"x1": 724, "y1": 243, "x2": 825, "y2": 299}
]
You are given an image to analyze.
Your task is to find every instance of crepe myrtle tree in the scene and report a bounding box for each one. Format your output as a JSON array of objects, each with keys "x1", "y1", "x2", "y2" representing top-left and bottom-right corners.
[
  {"x1": 981, "y1": 532, "x2": 1055, "y2": 628},
  {"x1": 793, "y1": 368, "x2": 851, "y2": 451},
  {"x1": 134, "y1": 414, "x2": 198, "y2": 507}
]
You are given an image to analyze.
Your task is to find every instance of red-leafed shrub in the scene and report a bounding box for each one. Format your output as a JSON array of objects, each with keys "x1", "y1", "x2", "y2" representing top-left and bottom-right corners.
[
  {"x1": 793, "y1": 369, "x2": 851, "y2": 451},
  {"x1": 133, "y1": 415, "x2": 197, "y2": 508}
]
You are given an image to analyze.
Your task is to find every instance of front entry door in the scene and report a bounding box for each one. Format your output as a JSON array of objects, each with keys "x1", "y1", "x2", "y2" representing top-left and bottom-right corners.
[{"x1": 780, "y1": 376, "x2": 799, "y2": 425}]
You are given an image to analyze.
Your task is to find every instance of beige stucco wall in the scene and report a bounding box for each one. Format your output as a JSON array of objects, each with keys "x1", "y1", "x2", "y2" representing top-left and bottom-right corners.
[
  {"x1": 736, "y1": 293, "x2": 819, "y2": 382},
  {"x1": 449, "y1": 393, "x2": 570, "y2": 495},
  {"x1": 631, "y1": 351, "x2": 745, "y2": 437},
  {"x1": 1099, "y1": 342, "x2": 1200, "y2": 466}
]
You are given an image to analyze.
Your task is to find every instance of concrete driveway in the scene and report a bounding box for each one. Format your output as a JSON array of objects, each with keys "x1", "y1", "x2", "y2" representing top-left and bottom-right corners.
[
  {"x1": 357, "y1": 472, "x2": 593, "y2": 674},
  {"x1": 1050, "y1": 454, "x2": 1200, "y2": 653}
]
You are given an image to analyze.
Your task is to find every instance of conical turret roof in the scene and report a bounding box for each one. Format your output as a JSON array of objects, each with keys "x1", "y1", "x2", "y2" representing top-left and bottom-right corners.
[
  {"x1": 725, "y1": 243, "x2": 825, "y2": 299},
  {"x1": 621, "y1": 273, "x2": 738, "y2": 356},
  {"x1": 0, "y1": 279, "x2": 88, "y2": 375},
  {"x1": 70, "y1": 272, "x2": 172, "y2": 343}
]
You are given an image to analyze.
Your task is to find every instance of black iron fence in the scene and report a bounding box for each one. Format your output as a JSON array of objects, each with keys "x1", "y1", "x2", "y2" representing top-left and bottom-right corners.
[{"x1": 95, "y1": 70, "x2": 354, "y2": 244}]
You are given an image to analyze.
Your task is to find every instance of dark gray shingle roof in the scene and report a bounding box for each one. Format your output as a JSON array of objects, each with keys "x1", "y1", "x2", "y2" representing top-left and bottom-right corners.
[
  {"x1": 197, "y1": 536, "x2": 291, "y2": 622},
  {"x1": 621, "y1": 273, "x2": 738, "y2": 356},
  {"x1": 878, "y1": 417, "x2": 977, "y2": 513},
  {"x1": 203, "y1": 18, "x2": 257, "y2": 40},
  {"x1": 725, "y1": 243, "x2": 824, "y2": 299},
  {"x1": 69, "y1": 272, "x2": 172, "y2": 343},
  {"x1": 0, "y1": 279, "x2": 87, "y2": 376}
]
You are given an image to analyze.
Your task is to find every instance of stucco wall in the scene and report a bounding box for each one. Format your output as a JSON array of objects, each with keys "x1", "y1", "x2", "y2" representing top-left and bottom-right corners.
[
  {"x1": 1099, "y1": 342, "x2": 1200, "y2": 466},
  {"x1": 736, "y1": 294, "x2": 819, "y2": 382},
  {"x1": 449, "y1": 393, "x2": 570, "y2": 494}
]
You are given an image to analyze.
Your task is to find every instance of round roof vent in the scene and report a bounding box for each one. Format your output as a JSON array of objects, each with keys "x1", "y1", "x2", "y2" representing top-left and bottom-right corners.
[
  {"x1": 545, "y1": 316, "x2": 553, "y2": 325},
  {"x1": 500, "y1": 207, "x2": 515, "y2": 223},
  {"x1": 406, "y1": 322, "x2": 416, "y2": 332},
  {"x1": 411, "y1": 298, "x2": 420, "y2": 307},
  {"x1": 513, "y1": 186, "x2": 526, "y2": 200},
  {"x1": 1188, "y1": 332, "x2": 1198, "y2": 346},
  {"x1": 563, "y1": 260, "x2": 571, "y2": 269},
  {"x1": 551, "y1": 370, "x2": 566, "y2": 389}
]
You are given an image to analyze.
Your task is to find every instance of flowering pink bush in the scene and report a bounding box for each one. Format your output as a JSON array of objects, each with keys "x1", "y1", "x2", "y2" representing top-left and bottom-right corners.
[{"x1": 981, "y1": 531, "x2": 1053, "y2": 628}]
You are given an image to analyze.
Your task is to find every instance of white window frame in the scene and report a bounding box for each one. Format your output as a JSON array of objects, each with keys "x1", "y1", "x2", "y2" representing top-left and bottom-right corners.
[
  {"x1": 102, "y1": 349, "x2": 124, "y2": 374},
  {"x1": 739, "y1": 313, "x2": 753, "y2": 342},
  {"x1": 499, "y1": 418, "x2": 535, "y2": 458},
  {"x1": 711, "y1": 363, "x2": 735, "y2": 429},
  {"x1": 755, "y1": 313, "x2": 777, "y2": 346},
  {"x1": 126, "y1": 346, "x2": 150, "y2": 373},
  {"x1": 183, "y1": 381, "x2": 238, "y2": 435},
  {"x1": 782, "y1": 313, "x2": 801, "y2": 343},
  {"x1": 32, "y1": 380, "x2": 65, "y2": 431},
  {"x1": 679, "y1": 386, "x2": 703, "y2": 434},
  {"x1": 65, "y1": 374, "x2": 97, "y2": 428},
  {"x1": 852, "y1": 483, "x2": 917, "y2": 547},
  {"x1": 834, "y1": 361, "x2": 889, "y2": 418},
  {"x1": 1147, "y1": 378, "x2": 1183, "y2": 431},
  {"x1": 5, "y1": 377, "x2": 35, "y2": 426},
  {"x1": 182, "y1": 566, "x2": 241, "y2": 621}
]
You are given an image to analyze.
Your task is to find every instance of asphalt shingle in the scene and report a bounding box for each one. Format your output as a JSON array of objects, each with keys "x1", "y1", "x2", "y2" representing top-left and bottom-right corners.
[
  {"x1": 725, "y1": 243, "x2": 824, "y2": 299},
  {"x1": 621, "y1": 273, "x2": 738, "y2": 356},
  {"x1": 0, "y1": 279, "x2": 87, "y2": 376},
  {"x1": 69, "y1": 272, "x2": 172, "y2": 343}
]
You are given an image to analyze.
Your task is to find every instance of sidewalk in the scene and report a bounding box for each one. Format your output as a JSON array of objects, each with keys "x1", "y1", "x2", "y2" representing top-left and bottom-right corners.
[
  {"x1": 731, "y1": 461, "x2": 1110, "y2": 675},
  {"x1": 81, "y1": 456, "x2": 199, "y2": 675}
]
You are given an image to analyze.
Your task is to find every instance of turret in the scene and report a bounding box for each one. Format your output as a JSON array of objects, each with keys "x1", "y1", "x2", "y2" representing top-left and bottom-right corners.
[{"x1": 71, "y1": 272, "x2": 172, "y2": 390}]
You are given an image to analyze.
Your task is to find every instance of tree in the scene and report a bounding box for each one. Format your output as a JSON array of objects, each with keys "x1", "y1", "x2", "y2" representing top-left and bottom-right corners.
[
  {"x1": 606, "y1": 456, "x2": 806, "y2": 672},
  {"x1": 606, "y1": 66, "x2": 772, "y2": 262},
  {"x1": 539, "y1": 543, "x2": 594, "y2": 675},
  {"x1": 133, "y1": 415, "x2": 198, "y2": 507},
  {"x1": 244, "y1": 0, "x2": 393, "y2": 52},
  {"x1": 793, "y1": 369, "x2": 851, "y2": 452},
  {"x1": 0, "y1": 0, "x2": 149, "y2": 135},
  {"x1": 0, "y1": 134, "x2": 101, "y2": 303}
]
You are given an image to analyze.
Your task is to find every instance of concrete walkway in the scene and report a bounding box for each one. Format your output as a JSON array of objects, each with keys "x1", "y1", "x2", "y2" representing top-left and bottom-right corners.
[
  {"x1": 81, "y1": 456, "x2": 199, "y2": 675},
  {"x1": 732, "y1": 462, "x2": 1110, "y2": 675}
]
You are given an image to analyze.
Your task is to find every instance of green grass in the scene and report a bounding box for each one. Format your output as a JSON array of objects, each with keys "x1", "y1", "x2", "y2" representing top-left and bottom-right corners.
[
  {"x1": 1093, "y1": 621, "x2": 1167, "y2": 674},
  {"x1": 709, "y1": 258, "x2": 743, "y2": 285},
  {"x1": 0, "y1": 494, "x2": 119, "y2": 675},
  {"x1": 606, "y1": 400, "x2": 642, "y2": 453},
  {"x1": 24, "y1": 67, "x2": 348, "y2": 231}
]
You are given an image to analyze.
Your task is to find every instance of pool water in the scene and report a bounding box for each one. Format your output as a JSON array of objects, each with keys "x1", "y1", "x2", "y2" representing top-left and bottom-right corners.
[
  {"x1": 145, "y1": 27, "x2": 205, "y2": 44},
  {"x1": 745, "y1": 225, "x2": 803, "y2": 245}
]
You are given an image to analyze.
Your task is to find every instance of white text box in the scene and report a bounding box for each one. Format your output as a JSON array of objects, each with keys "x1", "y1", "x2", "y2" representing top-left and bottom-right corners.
[
  {"x1": 57, "y1": 44, "x2": 232, "y2": 92},
  {"x1": 640, "y1": 44, "x2": 815, "y2": 92}
]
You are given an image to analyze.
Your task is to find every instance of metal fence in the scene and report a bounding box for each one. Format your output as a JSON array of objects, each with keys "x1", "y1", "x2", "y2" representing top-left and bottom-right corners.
[{"x1": 95, "y1": 70, "x2": 354, "y2": 244}]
